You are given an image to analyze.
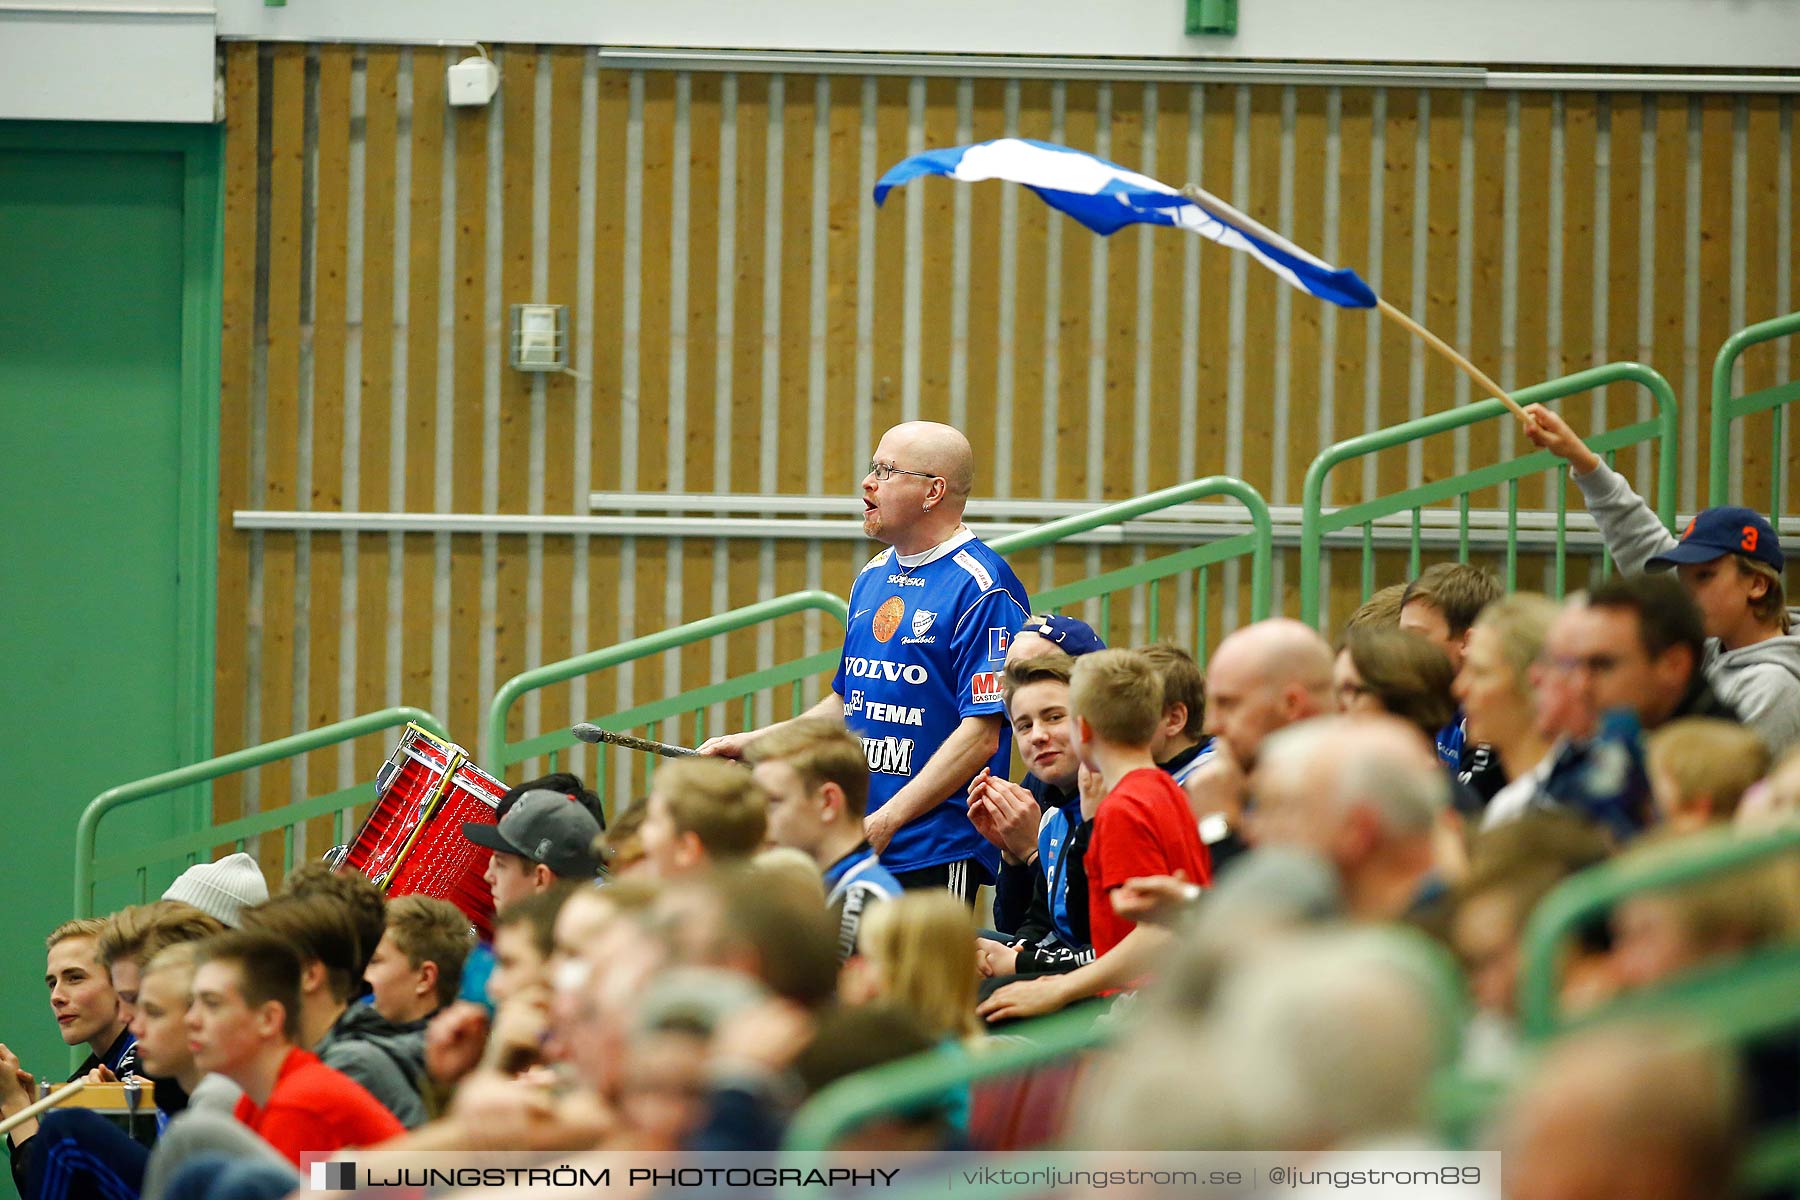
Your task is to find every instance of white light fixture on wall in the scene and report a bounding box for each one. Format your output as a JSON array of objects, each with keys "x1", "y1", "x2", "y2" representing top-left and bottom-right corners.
[
  {"x1": 509, "y1": 304, "x2": 568, "y2": 372},
  {"x1": 447, "y1": 45, "x2": 499, "y2": 107}
]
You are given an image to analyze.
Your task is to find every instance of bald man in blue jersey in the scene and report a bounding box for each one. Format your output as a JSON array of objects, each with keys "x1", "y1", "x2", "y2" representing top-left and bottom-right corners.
[{"x1": 700, "y1": 422, "x2": 1031, "y2": 902}]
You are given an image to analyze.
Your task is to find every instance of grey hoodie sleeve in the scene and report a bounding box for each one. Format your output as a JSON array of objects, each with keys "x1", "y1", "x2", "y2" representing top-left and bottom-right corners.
[
  {"x1": 1729, "y1": 667, "x2": 1800, "y2": 755},
  {"x1": 1570, "y1": 462, "x2": 1678, "y2": 577},
  {"x1": 1711, "y1": 640, "x2": 1800, "y2": 756}
]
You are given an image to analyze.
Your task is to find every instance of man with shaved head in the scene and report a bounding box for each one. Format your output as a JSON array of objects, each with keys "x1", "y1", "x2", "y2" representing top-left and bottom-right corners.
[
  {"x1": 701, "y1": 422, "x2": 1030, "y2": 902},
  {"x1": 1178, "y1": 619, "x2": 1335, "y2": 859},
  {"x1": 1201, "y1": 618, "x2": 1335, "y2": 771}
]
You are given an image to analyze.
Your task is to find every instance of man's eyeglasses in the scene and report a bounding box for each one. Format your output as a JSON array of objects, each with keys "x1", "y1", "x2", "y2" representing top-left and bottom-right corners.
[
  {"x1": 1541, "y1": 653, "x2": 1627, "y2": 677},
  {"x1": 867, "y1": 461, "x2": 941, "y2": 483}
]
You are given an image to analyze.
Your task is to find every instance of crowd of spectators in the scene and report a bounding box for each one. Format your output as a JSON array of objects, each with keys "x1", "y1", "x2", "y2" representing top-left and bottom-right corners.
[{"x1": 4, "y1": 409, "x2": 1799, "y2": 1200}]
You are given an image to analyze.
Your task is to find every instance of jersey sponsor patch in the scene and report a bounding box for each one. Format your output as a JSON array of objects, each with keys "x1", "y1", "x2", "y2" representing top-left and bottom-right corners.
[
  {"x1": 862, "y1": 735, "x2": 916, "y2": 775},
  {"x1": 872, "y1": 596, "x2": 905, "y2": 643},
  {"x1": 952, "y1": 549, "x2": 994, "y2": 591},
  {"x1": 971, "y1": 671, "x2": 1003, "y2": 704},
  {"x1": 843, "y1": 657, "x2": 930, "y2": 685},
  {"x1": 987, "y1": 627, "x2": 1010, "y2": 661},
  {"x1": 863, "y1": 700, "x2": 925, "y2": 726},
  {"x1": 844, "y1": 689, "x2": 866, "y2": 716}
]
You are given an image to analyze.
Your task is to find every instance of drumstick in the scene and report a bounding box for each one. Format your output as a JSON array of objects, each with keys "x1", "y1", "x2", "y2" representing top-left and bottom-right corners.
[
  {"x1": 571, "y1": 723, "x2": 698, "y2": 759},
  {"x1": 0, "y1": 1079, "x2": 86, "y2": 1137}
]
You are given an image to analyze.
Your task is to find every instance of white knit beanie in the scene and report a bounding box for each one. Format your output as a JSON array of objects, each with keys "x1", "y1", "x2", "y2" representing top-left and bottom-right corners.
[{"x1": 162, "y1": 852, "x2": 269, "y2": 927}]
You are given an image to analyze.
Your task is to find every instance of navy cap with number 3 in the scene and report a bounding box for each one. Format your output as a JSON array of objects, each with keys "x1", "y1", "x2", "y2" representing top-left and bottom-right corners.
[{"x1": 1646, "y1": 505, "x2": 1784, "y2": 573}]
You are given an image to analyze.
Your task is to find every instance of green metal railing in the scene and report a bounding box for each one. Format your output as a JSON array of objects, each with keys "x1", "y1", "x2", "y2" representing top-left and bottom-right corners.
[
  {"x1": 1708, "y1": 309, "x2": 1800, "y2": 512},
  {"x1": 1517, "y1": 823, "x2": 1800, "y2": 1040},
  {"x1": 1298, "y1": 362, "x2": 1680, "y2": 628},
  {"x1": 1516, "y1": 825, "x2": 1800, "y2": 1195},
  {"x1": 488, "y1": 482, "x2": 1272, "y2": 794},
  {"x1": 74, "y1": 705, "x2": 446, "y2": 918},
  {"x1": 784, "y1": 927, "x2": 1465, "y2": 1159},
  {"x1": 485, "y1": 590, "x2": 849, "y2": 800},
  {"x1": 783, "y1": 1004, "x2": 1113, "y2": 1152},
  {"x1": 988, "y1": 476, "x2": 1274, "y2": 657}
]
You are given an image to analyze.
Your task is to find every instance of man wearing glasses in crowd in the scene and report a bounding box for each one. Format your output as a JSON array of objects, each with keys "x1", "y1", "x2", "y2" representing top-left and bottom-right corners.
[{"x1": 700, "y1": 422, "x2": 1031, "y2": 903}]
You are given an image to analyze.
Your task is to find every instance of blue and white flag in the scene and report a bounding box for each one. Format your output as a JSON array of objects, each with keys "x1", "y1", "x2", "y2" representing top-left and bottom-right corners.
[{"x1": 874, "y1": 137, "x2": 1377, "y2": 310}]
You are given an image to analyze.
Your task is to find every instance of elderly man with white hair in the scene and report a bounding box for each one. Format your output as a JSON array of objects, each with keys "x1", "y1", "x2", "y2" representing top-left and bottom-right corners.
[
  {"x1": 1079, "y1": 928, "x2": 1453, "y2": 1151},
  {"x1": 1246, "y1": 715, "x2": 1453, "y2": 927}
]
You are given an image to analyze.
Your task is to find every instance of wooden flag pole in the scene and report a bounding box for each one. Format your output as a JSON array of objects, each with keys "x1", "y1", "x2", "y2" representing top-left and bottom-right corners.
[
  {"x1": 0, "y1": 1079, "x2": 86, "y2": 1137},
  {"x1": 1179, "y1": 182, "x2": 1528, "y2": 423},
  {"x1": 1376, "y1": 298, "x2": 1529, "y2": 421}
]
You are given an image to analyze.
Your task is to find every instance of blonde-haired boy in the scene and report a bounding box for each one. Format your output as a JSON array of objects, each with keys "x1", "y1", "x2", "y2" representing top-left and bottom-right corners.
[
  {"x1": 638, "y1": 758, "x2": 770, "y2": 879},
  {"x1": 1646, "y1": 718, "x2": 1772, "y2": 833},
  {"x1": 748, "y1": 718, "x2": 902, "y2": 959},
  {"x1": 978, "y1": 649, "x2": 1211, "y2": 1023}
]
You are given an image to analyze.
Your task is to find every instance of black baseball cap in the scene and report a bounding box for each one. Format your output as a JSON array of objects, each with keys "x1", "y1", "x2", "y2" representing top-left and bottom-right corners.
[
  {"x1": 1646, "y1": 506, "x2": 1784, "y2": 573},
  {"x1": 463, "y1": 789, "x2": 602, "y2": 880}
]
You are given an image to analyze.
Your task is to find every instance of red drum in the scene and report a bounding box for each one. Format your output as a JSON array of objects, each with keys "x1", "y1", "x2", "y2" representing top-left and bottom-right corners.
[
  {"x1": 384, "y1": 759, "x2": 506, "y2": 937},
  {"x1": 340, "y1": 725, "x2": 502, "y2": 938}
]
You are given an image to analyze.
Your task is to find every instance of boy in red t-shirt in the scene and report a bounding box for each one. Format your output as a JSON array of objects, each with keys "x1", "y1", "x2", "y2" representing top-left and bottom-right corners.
[
  {"x1": 979, "y1": 649, "x2": 1211, "y2": 1023},
  {"x1": 188, "y1": 931, "x2": 404, "y2": 1164}
]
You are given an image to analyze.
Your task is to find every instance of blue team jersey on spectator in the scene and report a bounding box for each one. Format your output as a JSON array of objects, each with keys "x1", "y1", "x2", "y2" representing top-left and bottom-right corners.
[
  {"x1": 1037, "y1": 797, "x2": 1083, "y2": 946},
  {"x1": 1540, "y1": 708, "x2": 1653, "y2": 842},
  {"x1": 822, "y1": 844, "x2": 904, "y2": 904},
  {"x1": 1436, "y1": 712, "x2": 1466, "y2": 770},
  {"x1": 458, "y1": 941, "x2": 497, "y2": 1014},
  {"x1": 832, "y1": 531, "x2": 1030, "y2": 877},
  {"x1": 1164, "y1": 737, "x2": 1216, "y2": 787}
]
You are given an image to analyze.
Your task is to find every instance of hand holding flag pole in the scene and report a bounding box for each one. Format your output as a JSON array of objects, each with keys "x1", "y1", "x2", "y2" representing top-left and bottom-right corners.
[{"x1": 874, "y1": 139, "x2": 1528, "y2": 422}]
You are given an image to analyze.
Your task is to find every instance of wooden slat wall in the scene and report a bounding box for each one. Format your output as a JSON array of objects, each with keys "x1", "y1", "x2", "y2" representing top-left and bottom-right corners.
[
  {"x1": 260, "y1": 45, "x2": 304, "y2": 844},
  {"x1": 354, "y1": 48, "x2": 399, "y2": 788},
  {"x1": 535, "y1": 47, "x2": 584, "y2": 767},
  {"x1": 302, "y1": 45, "x2": 351, "y2": 859},
  {"x1": 216, "y1": 44, "x2": 257, "y2": 838},
  {"x1": 217, "y1": 46, "x2": 1800, "y2": 807}
]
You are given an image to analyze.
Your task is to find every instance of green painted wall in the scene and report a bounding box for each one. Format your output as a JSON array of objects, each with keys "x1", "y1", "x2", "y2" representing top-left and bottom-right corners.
[{"x1": 0, "y1": 124, "x2": 218, "y2": 1111}]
